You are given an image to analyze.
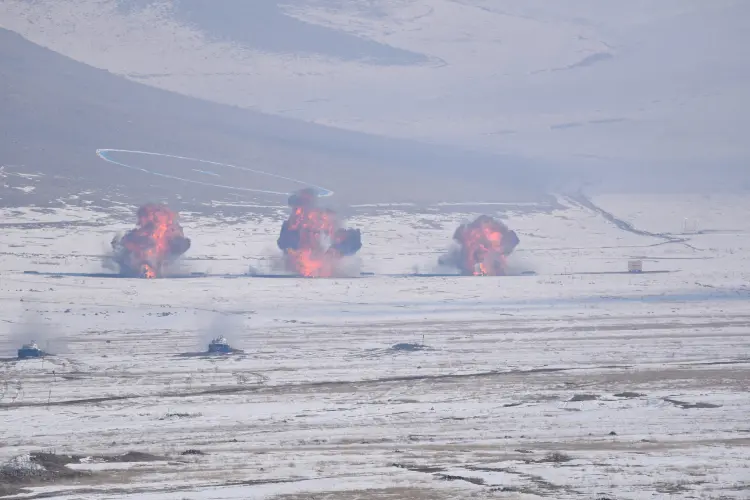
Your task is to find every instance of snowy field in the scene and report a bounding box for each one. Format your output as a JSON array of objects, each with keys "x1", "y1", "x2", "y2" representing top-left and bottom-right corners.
[{"x1": 1, "y1": 194, "x2": 750, "y2": 498}]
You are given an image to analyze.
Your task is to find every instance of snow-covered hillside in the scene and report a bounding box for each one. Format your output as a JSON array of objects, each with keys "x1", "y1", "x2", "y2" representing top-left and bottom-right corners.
[{"x1": 1, "y1": 0, "x2": 747, "y2": 186}]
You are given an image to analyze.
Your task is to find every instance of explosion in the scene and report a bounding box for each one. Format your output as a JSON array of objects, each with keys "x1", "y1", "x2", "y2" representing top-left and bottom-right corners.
[
  {"x1": 111, "y1": 203, "x2": 191, "y2": 278},
  {"x1": 277, "y1": 188, "x2": 362, "y2": 277},
  {"x1": 439, "y1": 215, "x2": 520, "y2": 276}
]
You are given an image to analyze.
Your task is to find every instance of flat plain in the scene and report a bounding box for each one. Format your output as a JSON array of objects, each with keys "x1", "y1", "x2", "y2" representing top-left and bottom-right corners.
[{"x1": 2, "y1": 193, "x2": 749, "y2": 499}]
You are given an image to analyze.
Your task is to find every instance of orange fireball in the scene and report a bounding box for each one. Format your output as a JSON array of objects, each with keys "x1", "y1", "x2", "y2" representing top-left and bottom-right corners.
[
  {"x1": 440, "y1": 215, "x2": 519, "y2": 276},
  {"x1": 112, "y1": 203, "x2": 191, "y2": 278},
  {"x1": 277, "y1": 188, "x2": 362, "y2": 277}
]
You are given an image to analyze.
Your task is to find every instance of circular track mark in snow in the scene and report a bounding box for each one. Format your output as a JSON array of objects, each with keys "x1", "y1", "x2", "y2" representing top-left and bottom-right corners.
[{"x1": 95, "y1": 149, "x2": 333, "y2": 197}]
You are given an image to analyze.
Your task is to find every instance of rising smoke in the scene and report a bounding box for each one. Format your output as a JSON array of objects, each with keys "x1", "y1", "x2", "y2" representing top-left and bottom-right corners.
[
  {"x1": 438, "y1": 215, "x2": 520, "y2": 275},
  {"x1": 110, "y1": 203, "x2": 191, "y2": 278},
  {"x1": 197, "y1": 313, "x2": 243, "y2": 349},
  {"x1": 277, "y1": 188, "x2": 362, "y2": 277},
  {"x1": 6, "y1": 308, "x2": 64, "y2": 357}
]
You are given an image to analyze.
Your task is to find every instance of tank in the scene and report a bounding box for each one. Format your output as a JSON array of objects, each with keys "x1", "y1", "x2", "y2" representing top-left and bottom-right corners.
[
  {"x1": 207, "y1": 336, "x2": 233, "y2": 354},
  {"x1": 17, "y1": 341, "x2": 45, "y2": 359}
]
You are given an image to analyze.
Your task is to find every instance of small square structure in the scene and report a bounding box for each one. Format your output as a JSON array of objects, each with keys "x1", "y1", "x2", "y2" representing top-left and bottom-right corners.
[{"x1": 628, "y1": 260, "x2": 643, "y2": 273}]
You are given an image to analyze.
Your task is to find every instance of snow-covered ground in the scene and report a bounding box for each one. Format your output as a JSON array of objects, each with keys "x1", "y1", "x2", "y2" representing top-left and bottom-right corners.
[{"x1": 1, "y1": 194, "x2": 750, "y2": 498}]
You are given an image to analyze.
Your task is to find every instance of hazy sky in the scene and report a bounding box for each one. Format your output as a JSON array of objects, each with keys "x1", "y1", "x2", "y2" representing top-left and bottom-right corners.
[{"x1": 1, "y1": 0, "x2": 748, "y2": 188}]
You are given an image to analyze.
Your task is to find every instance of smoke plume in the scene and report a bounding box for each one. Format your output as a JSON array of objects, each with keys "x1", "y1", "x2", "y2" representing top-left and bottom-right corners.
[
  {"x1": 7, "y1": 308, "x2": 64, "y2": 356},
  {"x1": 197, "y1": 313, "x2": 243, "y2": 349},
  {"x1": 111, "y1": 203, "x2": 191, "y2": 278},
  {"x1": 438, "y1": 215, "x2": 520, "y2": 275},
  {"x1": 277, "y1": 188, "x2": 362, "y2": 277}
]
